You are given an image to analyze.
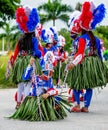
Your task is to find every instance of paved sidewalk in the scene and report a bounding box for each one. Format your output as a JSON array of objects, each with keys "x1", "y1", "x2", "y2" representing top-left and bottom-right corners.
[{"x1": 0, "y1": 85, "x2": 108, "y2": 130}]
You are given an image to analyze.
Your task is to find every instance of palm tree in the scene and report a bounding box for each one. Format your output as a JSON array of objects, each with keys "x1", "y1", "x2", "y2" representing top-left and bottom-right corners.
[
  {"x1": 75, "y1": 2, "x2": 82, "y2": 11},
  {"x1": 0, "y1": 22, "x2": 22, "y2": 51},
  {"x1": 38, "y1": 0, "x2": 73, "y2": 26}
]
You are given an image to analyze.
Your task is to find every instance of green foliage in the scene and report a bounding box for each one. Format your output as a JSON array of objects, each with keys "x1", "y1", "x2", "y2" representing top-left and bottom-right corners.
[
  {"x1": 0, "y1": 56, "x2": 16, "y2": 88},
  {"x1": 94, "y1": 26, "x2": 108, "y2": 49},
  {"x1": 75, "y1": 2, "x2": 82, "y2": 11},
  {"x1": 0, "y1": 22, "x2": 22, "y2": 50},
  {"x1": 38, "y1": 0, "x2": 73, "y2": 26},
  {"x1": 0, "y1": 0, "x2": 21, "y2": 27}
]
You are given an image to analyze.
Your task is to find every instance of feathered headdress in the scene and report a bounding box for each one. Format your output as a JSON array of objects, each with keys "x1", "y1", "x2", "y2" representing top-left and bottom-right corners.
[
  {"x1": 80, "y1": 1, "x2": 106, "y2": 30},
  {"x1": 40, "y1": 51, "x2": 55, "y2": 72},
  {"x1": 91, "y1": 4, "x2": 106, "y2": 29},
  {"x1": 41, "y1": 29, "x2": 54, "y2": 44},
  {"x1": 16, "y1": 6, "x2": 40, "y2": 33},
  {"x1": 50, "y1": 27, "x2": 58, "y2": 42},
  {"x1": 68, "y1": 10, "x2": 81, "y2": 34},
  {"x1": 69, "y1": 1, "x2": 106, "y2": 33},
  {"x1": 57, "y1": 35, "x2": 66, "y2": 47}
]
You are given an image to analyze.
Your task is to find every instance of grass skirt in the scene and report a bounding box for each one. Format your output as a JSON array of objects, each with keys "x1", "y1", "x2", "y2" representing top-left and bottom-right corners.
[
  {"x1": 9, "y1": 95, "x2": 71, "y2": 121},
  {"x1": 53, "y1": 61, "x2": 66, "y2": 84},
  {"x1": 66, "y1": 56, "x2": 108, "y2": 90},
  {"x1": 11, "y1": 55, "x2": 41, "y2": 84}
]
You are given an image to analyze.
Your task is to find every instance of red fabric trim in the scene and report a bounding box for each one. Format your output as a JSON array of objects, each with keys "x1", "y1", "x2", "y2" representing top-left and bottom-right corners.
[
  {"x1": 61, "y1": 51, "x2": 67, "y2": 62},
  {"x1": 48, "y1": 88, "x2": 58, "y2": 96},
  {"x1": 53, "y1": 60, "x2": 57, "y2": 66},
  {"x1": 14, "y1": 91, "x2": 23, "y2": 102},
  {"x1": 38, "y1": 42, "x2": 44, "y2": 56},
  {"x1": 10, "y1": 43, "x2": 19, "y2": 66},
  {"x1": 74, "y1": 38, "x2": 86, "y2": 64},
  {"x1": 13, "y1": 44, "x2": 19, "y2": 61}
]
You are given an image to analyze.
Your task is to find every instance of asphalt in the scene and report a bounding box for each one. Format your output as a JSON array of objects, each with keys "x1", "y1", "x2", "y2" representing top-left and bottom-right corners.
[{"x1": 0, "y1": 85, "x2": 108, "y2": 130}]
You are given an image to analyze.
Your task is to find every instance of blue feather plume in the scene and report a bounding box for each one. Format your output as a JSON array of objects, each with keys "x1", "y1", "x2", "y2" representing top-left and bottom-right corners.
[
  {"x1": 50, "y1": 27, "x2": 55, "y2": 34},
  {"x1": 27, "y1": 8, "x2": 40, "y2": 32},
  {"x1": 41, "y1": 29, "x2": 48, "y2": 43},
  {"x1": 50, "y1": 27, "x2": 58, "y2": 42},
  {"x1": 91, "y1": 4, "x2": 106, "y2": 29}
]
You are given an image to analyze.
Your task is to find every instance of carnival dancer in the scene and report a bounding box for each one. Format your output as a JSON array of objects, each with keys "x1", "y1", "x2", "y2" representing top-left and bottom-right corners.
[
  {"x1": 67, "y1": 12, "x2": 85, "y2": 103},
  {"x1": 6, "y1": 6, "x2": 42, "y2": 109},
  {"x1": 65, "y1": 1, "x2": 107, "y2": 112},
  {"x1": 53, "y1": 35, "x2": 68, "y2": 88},
  {"x1": 50, "y1": 26, "x2": 59, "y2": 52},
  {"x1": 9, "y1": 51, "x2": 71, "y2": 121},
  {"x1": 41, "y1": 28, "x2": 54, "y2": 54}
]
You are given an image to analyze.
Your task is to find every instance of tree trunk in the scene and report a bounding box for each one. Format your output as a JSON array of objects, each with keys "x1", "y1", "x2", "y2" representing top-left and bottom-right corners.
[
  {"x1": 53, "y1": 19, "x2": 55, "y2": 26},
  {"x1": 7, "y1": 42, "x2": 10, "y2": 51},
  {"x1": 2, "y1": 37, "x2": 4, "y2": 52}
]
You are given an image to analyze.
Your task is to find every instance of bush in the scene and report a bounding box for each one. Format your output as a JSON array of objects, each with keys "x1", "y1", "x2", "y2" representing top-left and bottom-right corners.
[{"x1": 0, "y1": 55, "x2": 16, "y2": 88}]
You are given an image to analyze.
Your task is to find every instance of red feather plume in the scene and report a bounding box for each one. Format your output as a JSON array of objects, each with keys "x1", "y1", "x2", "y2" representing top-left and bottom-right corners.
[
  {"x1": 16, "y1": 7, "x2": 28, "y2": 33},
  {"x1": 80, "y1": 2, "x2": 93, "y2": 30}
]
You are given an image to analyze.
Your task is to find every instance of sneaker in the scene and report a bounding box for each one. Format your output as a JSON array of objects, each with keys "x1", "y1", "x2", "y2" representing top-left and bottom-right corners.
[
  {"x1": 81, "y1": 107, "x2": 89, "y2": 113},
  {"x1": 70, "y1": 105, "x2": 81, "y2": 112}
]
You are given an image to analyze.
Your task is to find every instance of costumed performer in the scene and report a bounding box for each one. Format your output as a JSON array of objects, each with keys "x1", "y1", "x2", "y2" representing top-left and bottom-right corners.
[
  {"x1": 65, "y1": 1, "x2": 108, "y2": 112},
  {"x1": 9, "y1": 51, "x2": 71, "y2": 121},
  {"x1": 6, "y1": 6, "x2": 42, "y2": 109}
]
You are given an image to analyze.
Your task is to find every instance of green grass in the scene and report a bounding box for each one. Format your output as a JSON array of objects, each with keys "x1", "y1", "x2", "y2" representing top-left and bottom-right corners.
[{"x1": 0, "y1": 55, "x2": 16, "y2": 88}]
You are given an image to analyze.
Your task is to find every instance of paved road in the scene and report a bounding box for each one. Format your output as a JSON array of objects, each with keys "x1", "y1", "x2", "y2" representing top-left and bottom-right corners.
[{"x1": 0, "y1": 85, "x2": 108, "y2": 130}]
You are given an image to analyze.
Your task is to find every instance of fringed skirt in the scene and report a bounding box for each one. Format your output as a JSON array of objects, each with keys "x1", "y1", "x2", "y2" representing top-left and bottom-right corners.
[
  {"x1": 66, "y1": 56, "x2": 108, "y2": 90},
  {"x1": 9, "y1": 95, "x2": 71, "y2": 121},
  {"x1": 11, "y1": 55, "x2": 41, "y2": 84}
]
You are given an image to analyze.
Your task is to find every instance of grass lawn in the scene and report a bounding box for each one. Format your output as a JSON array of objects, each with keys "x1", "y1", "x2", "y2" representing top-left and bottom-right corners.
[{"x1": 0, "y1": 55, "x2": 16, "y2": 88}]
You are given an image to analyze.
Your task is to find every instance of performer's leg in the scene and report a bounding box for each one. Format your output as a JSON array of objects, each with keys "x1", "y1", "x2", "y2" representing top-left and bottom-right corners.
[
  {"x1": 17, "y1": 82, "x2": 24, "y2": 102},
  {"x1": 16, "y1": 82, "x2": 24, "y2": 109},
  {"x1": 73, "y1": 89, "x2": 80, "y2": 105},
  {"x1": 84, "y1": 88, "x2": 93, "y2": 107},
  {"x1": 81, "y1": 88, "x2": 93, "y2": 112},
  {"x1": 24, "y1": 82, "x2": 32, "y2": 98},
  {"x1": 70, "y1": 90, "x2": 81, "y2": 112}
]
